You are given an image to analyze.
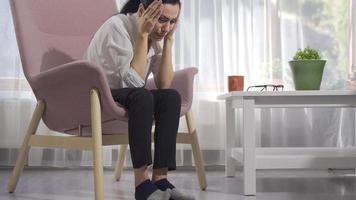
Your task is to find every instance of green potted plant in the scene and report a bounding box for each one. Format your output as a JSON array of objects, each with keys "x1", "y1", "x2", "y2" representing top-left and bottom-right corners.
[{"x1": 289, "y1": 47, "x2": 326, "y2": 90}]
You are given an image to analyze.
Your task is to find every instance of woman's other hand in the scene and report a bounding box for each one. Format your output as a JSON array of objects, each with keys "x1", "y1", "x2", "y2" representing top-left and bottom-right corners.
[{"x1": 164, "y1": 7, "x2": 180, "y2": 42}]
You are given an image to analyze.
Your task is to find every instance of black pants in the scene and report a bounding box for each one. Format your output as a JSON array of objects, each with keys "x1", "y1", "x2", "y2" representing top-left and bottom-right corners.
[{"x1": 111, "y1": 88, "x2": 181, "y2": 170}]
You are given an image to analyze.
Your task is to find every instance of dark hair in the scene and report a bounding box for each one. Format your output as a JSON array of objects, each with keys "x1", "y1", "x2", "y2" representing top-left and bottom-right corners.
[{"x1": 120, "y1": 0, "x2": 181, "y2": 14}]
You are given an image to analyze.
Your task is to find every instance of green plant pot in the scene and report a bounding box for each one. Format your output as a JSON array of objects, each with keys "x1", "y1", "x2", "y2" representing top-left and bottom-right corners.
[{"x1": 289, "y1": 60, "x2": 326, "y2": 90}]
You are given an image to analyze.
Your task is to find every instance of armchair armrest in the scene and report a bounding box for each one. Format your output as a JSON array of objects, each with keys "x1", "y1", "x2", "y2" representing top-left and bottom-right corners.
[
  {"x1": 31, "y1": 60, "x2": 126, "y2": 133},
  {"x1": 145, "y1": 67, "x2": 198, "y2": 114}
]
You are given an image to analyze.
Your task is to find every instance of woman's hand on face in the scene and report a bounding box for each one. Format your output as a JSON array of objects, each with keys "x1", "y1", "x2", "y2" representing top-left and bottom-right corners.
[
  {"x1": 164, "y1": 8, "x2": 180, "y2": 42},
  {"x1": 138, "y1": 0, "x2": 162, "y2": 36}
]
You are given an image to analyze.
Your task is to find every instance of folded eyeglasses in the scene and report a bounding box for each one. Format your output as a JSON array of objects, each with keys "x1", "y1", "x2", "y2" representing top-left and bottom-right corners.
[{"x1": 246, "y1": 84, "x2": 284, "y2": 91}]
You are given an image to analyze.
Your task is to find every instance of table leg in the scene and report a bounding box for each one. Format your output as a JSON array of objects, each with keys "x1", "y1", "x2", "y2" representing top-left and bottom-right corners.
[
  {"x1": 226, "y1": 100, "x2": 236, "y2": 177},
  {"x1": 243, "y1": 98, "x2": 256, "y2": 195},
  {"x1": 354, "y1": 108, "x2": 356, "y2": 174}
]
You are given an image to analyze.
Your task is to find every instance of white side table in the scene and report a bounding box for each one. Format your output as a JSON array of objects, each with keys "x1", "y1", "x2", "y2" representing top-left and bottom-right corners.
[{"x1": 217, "y1": 90, "x2": 356, "y2": 195}]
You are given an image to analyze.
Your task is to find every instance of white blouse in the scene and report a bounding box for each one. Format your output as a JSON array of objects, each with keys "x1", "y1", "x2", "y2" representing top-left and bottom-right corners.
[{"x1": 84, "y1": 13, "x2": 163, "y2": 89}]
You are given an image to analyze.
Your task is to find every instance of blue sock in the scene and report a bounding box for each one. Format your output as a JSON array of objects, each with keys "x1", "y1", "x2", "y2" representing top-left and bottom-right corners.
[
  {"x1": 135, "y1": 179, "x2": 159, "y2": 200},
  {"x1": 154, "y1": 178, "x2": 175, "y2": 190}
]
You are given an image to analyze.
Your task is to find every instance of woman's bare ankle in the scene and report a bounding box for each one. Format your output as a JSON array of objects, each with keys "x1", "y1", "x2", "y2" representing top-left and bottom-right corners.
[
  {"x1": 152, "y1": 168, "x2": 168, "y2": 182},
  {"x1": 134, "y1": 165, "x2": 150, "y2": 187},
  {"x1": 152, "y1": 175, "x2": 167, "y2": 182}
]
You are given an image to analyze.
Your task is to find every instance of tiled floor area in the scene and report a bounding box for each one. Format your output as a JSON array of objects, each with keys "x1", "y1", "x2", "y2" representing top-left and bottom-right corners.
[{"x1": 0, "y1": 168, "x2": 355, "y2": 199}]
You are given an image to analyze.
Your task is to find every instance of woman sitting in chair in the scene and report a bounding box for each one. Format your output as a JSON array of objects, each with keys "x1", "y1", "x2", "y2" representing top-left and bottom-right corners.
[{"x1": 84, "y1": 0, "x2": 194, "y2": 199}]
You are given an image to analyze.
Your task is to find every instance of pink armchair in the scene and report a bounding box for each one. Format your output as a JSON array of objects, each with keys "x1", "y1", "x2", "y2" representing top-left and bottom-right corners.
[{"x1": 8, "y1": 0, "x2": 206, "y2": 199}]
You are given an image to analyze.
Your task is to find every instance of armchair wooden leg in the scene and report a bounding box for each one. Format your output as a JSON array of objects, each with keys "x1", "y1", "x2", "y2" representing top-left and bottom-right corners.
[
  {"x1": 114, "y1": 144, "x2": 128, "y2": 181},
  {"x1": 185, "y1": 110, "x2": 207, "y2": 190},
  {"x1": 91, "y1": 89, "x2": 104, "y2": 200},
  {"x1": 8, "y1": 100, "x2": 45, "y2": 193}
]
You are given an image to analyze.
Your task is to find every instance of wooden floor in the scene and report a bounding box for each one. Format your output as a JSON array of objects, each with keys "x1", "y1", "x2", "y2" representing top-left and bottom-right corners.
[{"x1": 0, "y1": 168, "x2": 356, "y2": 200}]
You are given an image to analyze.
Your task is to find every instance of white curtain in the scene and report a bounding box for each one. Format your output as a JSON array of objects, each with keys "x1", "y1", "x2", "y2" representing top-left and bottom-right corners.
[
  {"x1": 175, "y1": 0, "x2": 355, "y2": 165},
  {"x1": 349, "y1": 0, "x2": 356, "y2": 82},
  {"x1": 0, "y1": 0, "x2": 355, "y2": 167}
]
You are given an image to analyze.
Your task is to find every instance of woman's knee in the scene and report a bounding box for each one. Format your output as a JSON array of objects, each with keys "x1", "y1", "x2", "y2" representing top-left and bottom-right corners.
[
  {"x1": 162, "y1": 89, "x2": 181, "y2": 105},
  {"x1": 130, "y1": 88, "x2": 154, "y2": 109}
]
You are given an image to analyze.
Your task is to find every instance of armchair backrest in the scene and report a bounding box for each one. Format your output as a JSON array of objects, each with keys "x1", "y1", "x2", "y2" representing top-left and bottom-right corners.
[{"x1": 10, "y1": 0, "x2": 118, "y2": 81}]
